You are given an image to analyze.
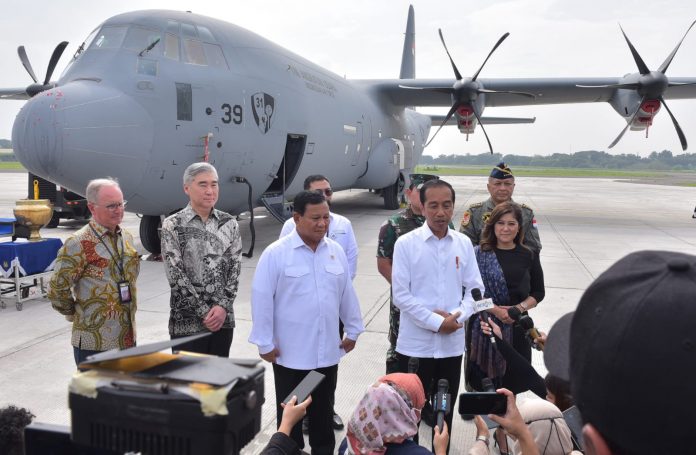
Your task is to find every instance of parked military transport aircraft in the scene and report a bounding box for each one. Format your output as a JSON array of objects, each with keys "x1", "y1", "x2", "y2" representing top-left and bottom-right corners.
[{"x1": 1, "y1": 7, "x2": 696, "y2": 254}]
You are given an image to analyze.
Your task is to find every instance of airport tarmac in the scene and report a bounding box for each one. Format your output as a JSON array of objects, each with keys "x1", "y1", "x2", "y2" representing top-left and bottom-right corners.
[{"x1": 1, "y1": 172, "x2": 695, "y2": 454}]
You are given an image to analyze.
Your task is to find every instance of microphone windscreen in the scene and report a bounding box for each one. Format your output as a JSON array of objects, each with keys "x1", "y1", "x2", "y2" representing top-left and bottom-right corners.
[
  {"x1": 507, "y1": 306, "x2": 522, "y2": 321},
  {"x1": 471, "y1": 288, "x2": 482, "y2": 301}
]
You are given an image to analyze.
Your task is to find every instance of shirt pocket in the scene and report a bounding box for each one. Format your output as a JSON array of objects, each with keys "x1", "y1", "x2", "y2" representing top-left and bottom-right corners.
[
  {"x1": 281, "y1": 266, "x2": 313, "y2": 320},
  {"x1": 322, "y1": 263, "x2": 345, "y2": 296},
  {"x1": 282, "y1": 266, "x2": 312, "y2": 297},
  {"x1": 324, "y1": 264, "x2": 344, "y2": 276},
  {"x1": 285, "y1": 266, "x2": 310, "y2": 278}
]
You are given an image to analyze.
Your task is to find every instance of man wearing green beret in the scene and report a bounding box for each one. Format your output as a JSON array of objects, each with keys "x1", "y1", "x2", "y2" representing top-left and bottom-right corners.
[
  {"x1": 459, "y1": 162, "x2": 541, "y2": 253},
  {"x1": 377, "y1": 173, "x2": 441, "y2": 374}
]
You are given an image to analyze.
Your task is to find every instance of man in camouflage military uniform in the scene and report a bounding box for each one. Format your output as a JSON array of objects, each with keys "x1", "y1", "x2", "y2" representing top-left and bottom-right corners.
[
  {"x1": 459, "y1": 162, "x2": 541, "y2": 252},
  {"x1": 377, "y1": 173, "x2": 440, "y2": 373}
]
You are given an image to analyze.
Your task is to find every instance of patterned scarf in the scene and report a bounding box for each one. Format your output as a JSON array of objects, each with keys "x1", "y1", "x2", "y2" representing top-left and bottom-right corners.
[
  {"x1": 345, "y1": 374, "x2": 424, "y2": 454},
  {"x1": 471, "y1": 247, "x2": 513, "y2": 384}
]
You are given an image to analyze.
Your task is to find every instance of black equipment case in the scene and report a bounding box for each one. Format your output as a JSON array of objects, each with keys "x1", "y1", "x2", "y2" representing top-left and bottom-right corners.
[{"x1": 68, "y1": 334, "x2": 265, "y2": 455}]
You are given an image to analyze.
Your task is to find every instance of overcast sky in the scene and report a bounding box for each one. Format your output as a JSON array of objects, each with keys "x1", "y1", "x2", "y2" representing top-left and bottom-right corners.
[{"x1": 0, "y1": 0, "x2": 694, "y2": 157}]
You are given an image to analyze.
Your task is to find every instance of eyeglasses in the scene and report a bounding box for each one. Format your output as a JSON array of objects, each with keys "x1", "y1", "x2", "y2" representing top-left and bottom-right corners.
[
  {"x1": 314, "y1": 188, "x2": 333, "y2": 196},
  {"x1": 94, "y1": 200, "x2": 127, "y2": 211}
]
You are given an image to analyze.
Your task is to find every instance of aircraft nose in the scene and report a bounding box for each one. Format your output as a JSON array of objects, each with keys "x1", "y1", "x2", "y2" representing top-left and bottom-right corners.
[
  {"x1": 12, "y1": 81, "x2": 154, "y2": 194},
  {"x1": 12, "y1": 90, "x2": 63, "y2": 179}
]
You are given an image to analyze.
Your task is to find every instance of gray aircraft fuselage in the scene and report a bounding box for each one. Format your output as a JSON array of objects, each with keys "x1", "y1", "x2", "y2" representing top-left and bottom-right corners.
[{"x1": 12, "y1": 10, "x2": 428, "y2": 216}]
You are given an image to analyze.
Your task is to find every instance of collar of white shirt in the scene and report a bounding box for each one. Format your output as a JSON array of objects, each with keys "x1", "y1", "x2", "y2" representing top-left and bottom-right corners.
[
  {"x1": 289, "y1": 227, "x2": 328, "y2": 250},
  {"x1": 418, "y1": 221, "x2": 454, "y2": 242}
]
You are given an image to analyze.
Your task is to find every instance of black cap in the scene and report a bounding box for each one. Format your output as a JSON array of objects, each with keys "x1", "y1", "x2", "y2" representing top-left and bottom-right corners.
[
  {"x1": 544, "y1": 250, "x2": 696, "y2": 455},
  {"x1": 490, "y1": 162, "x2": 513, "y2": 180}
]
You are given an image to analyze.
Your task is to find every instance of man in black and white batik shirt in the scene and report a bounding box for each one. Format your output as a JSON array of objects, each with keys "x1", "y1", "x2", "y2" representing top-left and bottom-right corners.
[{"x1": 161, "y1": 162, "x2": 242, "y2": 357}]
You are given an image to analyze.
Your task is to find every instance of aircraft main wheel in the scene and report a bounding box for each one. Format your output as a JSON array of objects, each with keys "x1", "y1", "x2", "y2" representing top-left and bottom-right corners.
[
  {"x1": 46, "y1": 212, "x2": 60, "y2": 228},
  {"x1": 140, "y1": 215, "x2": 161, "y2": 255},
  {"x1": 383, "y1": 180, "x2": 400, "y2": 210}
]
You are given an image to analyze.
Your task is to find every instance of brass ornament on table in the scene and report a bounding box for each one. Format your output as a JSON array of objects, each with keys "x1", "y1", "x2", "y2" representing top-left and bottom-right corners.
[{"x1": 13, "y1": 199, "x2": 54, "y2": 241}]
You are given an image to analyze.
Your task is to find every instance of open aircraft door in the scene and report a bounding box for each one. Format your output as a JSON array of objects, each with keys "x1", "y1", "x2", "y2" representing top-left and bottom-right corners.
[{"x1": 260, "y1": 133, "x2": 307, "y2": 222}]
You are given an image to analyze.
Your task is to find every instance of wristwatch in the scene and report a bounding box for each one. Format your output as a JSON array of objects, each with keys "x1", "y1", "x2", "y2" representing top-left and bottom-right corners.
[
  {"x1": 519, "y1": 301, "x2": 528, "y2": 311},
  {"x1": 476, "y1": 435, "x2": 489, "y2": 445}
]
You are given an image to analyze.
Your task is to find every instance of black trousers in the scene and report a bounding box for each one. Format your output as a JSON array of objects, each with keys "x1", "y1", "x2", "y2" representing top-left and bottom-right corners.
[
  {"x1": 170, "y1": 328, "x2": 233, "y2": 357},
  {"x1": 273, "y1": 363, "x2": 338, "y2": 455},
  {"x1": 73, "y1": 347, "x2": 103, "y2": 369},
  {"x1": 397, "y1": 352, "x2": 462, "y2": 455}
]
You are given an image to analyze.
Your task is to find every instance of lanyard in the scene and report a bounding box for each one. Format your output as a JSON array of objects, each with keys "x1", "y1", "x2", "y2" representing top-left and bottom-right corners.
[{"x1": 90, "y1": 224, "x2": 125, "y2": 280}]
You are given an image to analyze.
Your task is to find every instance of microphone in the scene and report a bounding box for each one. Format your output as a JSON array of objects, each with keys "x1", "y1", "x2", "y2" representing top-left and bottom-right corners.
[
  {"x1": 408, "y1": 357, "x2": 419, "y2": 374},
  {"x1": 434, "y1": 379, "x2": 451, "y2": 432},
  {"x1": 507, "y1": 307, "x2": 545, "y2": 350},
  {"x1": 471, "y1": 288, "x2": 496, "y2": 346}
]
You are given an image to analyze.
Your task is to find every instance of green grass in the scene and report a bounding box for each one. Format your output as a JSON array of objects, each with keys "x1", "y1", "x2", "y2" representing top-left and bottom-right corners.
[
  {"x1": 0, "y1": 161, "x2": 24, "y2": 170},
  {"x1": 414, "y1": 165, "x2": 677, "y2": 179}
]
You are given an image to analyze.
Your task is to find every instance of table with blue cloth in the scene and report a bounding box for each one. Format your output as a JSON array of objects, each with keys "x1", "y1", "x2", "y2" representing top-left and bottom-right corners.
[
  {"x1": 0, "y1": 217, "x2": 15, "y2": 238},
  {"x1": 0, "y1": 238, "x2": 63, "y2": 310}
]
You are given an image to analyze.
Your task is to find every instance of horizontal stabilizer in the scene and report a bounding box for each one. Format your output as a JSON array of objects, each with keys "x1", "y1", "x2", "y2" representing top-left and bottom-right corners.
[{"x1": 429, "y1": 115, "x2": 536, "y2": 126}]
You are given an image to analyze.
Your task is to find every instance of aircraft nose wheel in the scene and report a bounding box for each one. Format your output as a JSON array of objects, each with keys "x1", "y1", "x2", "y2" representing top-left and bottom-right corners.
[{"x1": 139, "y1": 215, "x2": 162, "y2": 255}]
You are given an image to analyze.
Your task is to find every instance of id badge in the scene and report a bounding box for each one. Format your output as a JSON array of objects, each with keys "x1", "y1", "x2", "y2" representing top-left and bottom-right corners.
[{"x1": 118, "y1": 281, "x2": 132, "y2": 305}]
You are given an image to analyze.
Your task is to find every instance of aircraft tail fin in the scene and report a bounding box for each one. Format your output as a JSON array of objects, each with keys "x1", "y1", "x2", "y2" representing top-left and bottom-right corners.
[{"x1": 399, "y1": 5, "x2": 415, "y2": 79}]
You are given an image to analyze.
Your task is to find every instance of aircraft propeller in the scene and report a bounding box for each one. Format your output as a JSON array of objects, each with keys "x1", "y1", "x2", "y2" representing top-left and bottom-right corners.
[
  {"x1": 577, "y1": 20, "x2": 696, "y2": 151},
  {"x1": 17, "y1": 41, "x2": 69, "y2": 97},
  {"x1": 402, "y1": 30, "x2": 534, "y2": 154}
]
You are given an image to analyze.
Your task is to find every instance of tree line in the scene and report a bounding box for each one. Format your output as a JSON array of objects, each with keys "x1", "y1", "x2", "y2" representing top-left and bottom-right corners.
[
  {"x1": 420, "y1": 150, "x2": 696, "y2": 170},
  {"x1": 2, "y1": 137, "x2": 695, "y2": 170}
]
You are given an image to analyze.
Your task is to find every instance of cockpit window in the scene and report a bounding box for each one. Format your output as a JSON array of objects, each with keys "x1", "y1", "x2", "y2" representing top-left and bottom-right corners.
[
  {"x1": 197, "y1": 25, "x2": 215, "y2": 42},
  {"x1": 183, "y1": 39, "x2": 206, "y2": 65},
  {"x1": 72, "y1": 27, "x2": 99, "y2": 60},
  {"x1": 164, "y1": 33, "x2": 180, "y2": 61},
  {"x1": 124, "y1": 27, "x2": 162, "y2": 55},
  {"x1": 89, "y1": 26, "x2": 128, "y2": 50}
]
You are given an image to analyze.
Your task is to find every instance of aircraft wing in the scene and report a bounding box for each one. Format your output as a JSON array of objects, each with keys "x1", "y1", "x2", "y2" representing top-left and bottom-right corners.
[
  {"x1": 355, "y1": 77, "x2": 696, "y2": 107},
  {"x1": 0, "y1": 89, "x2": 30, "y2": 100}
]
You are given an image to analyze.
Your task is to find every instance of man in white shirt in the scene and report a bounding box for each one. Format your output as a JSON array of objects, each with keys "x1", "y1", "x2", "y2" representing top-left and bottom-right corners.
[
  {"x1": 250, "y1": 190, "x2": 365, "y2": 455},
  {"x1": 279, "y1": 174, "x2": 358, "y2": 430},
  {"x1": 280, "y1": 174, "x2": 358, "y2": 279},
  {"x1": 392, "y1": 179, "x2": 484, "y2": 453}
]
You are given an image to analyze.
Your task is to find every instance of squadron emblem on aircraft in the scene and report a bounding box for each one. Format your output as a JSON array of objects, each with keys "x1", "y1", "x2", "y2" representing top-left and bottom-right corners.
[{"x1": 251, "y1": 92, "x2": 275, "y2": 134}]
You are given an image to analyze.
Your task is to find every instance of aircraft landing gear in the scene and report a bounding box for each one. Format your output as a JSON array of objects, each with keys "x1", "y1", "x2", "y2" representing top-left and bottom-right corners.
[
  {"x1": 140, "y1": 215, "x2": 161, "y2": 255},
  {"x1": 382, "y1": 176, "x2": 403, "y2": 210},
  {"x1": 46, "y1": 212, "x2": 60, "y2": 228}
]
